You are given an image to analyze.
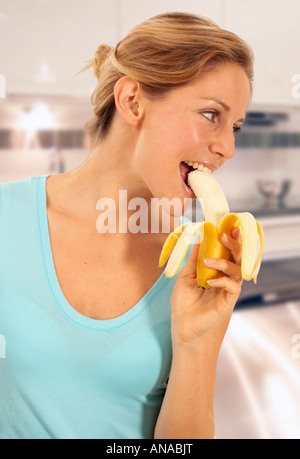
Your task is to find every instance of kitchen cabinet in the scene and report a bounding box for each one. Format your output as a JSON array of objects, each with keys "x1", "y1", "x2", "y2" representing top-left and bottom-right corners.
[
  {"x1": 1, "y1": 0, "x2": 299, "y2": 102},
  {"x1": 259, "y1": 214, "x2": 300, "y2": 260},
  {"x1": 0, "y1": 0, "x2": 119, "y2": 97},
  {"x1": 224, "y1": 0, "x2": 300, "y2": 106},
  {"x1": 118, "y1": 0, "x2": 223, "y2": 37},
  {"x1": 120, "y1": 0, "x2": 300, "y2": 106}
]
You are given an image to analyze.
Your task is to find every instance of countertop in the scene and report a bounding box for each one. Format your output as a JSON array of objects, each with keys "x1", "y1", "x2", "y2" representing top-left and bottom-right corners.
[{"x1": 214, "y1": 301, "x2": 300, "y2": 439}]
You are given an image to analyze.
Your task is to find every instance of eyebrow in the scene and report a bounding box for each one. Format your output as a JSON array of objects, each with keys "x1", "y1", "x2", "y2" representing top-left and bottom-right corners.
[{"x1": 201, "y1": 97, "x2": 245, "y2": 123}]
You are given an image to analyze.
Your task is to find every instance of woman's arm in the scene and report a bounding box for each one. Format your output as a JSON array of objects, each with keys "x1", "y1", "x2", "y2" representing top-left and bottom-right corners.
[
  {"x1": 154, "y1": 318, "x2": 230, "y2": 439},
  {"x1": 154, "y1": 228, "x2": 242, "y2": 439}
]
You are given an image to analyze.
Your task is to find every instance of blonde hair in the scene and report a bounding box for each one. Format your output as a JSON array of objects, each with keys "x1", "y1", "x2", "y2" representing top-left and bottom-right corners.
[{"x1": 84, "y1": 12, "x2": 254, "y2": 147}]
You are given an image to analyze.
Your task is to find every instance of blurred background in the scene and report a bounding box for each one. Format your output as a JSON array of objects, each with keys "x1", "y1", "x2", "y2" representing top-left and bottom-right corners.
[{"x1": 0, "y1": 0, "x2": 300, "y2": 439}]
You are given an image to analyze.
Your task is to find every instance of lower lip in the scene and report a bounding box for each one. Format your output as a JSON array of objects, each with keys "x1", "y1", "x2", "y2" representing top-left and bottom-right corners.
[
  {"x1": 179, "y1": 166, "x2": 197, "y2": 198},
  {"x1": 183, "y1": 179, "x2": 197, "y2": 198}
]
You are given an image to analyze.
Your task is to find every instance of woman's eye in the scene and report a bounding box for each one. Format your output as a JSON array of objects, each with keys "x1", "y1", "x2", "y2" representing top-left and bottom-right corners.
[
  {"x1": 233, "y1": 126, "x2": 242, "y2": 134},
  {"x1": 201, "y1": 111, "x2": 243, "y2": 134},
  {"x1": 202, "y1": 111, "x2": 217, "y2": 122}
]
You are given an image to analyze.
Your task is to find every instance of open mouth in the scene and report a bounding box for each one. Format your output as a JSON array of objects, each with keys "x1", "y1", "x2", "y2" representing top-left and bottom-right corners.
[{"x1": 179, "y1": 161, "x2": 212, "y2": 196}]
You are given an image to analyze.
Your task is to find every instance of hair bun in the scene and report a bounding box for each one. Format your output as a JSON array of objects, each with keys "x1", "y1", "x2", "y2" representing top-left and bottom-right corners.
[{"x1": 94, "y1": 44, "x2": 112, "y2": 79}]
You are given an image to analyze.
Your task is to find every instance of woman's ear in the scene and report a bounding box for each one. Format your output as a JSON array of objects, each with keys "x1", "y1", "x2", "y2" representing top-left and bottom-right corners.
[{"x1": 113, "y1": 76, "x2": 145, "y2": 127}]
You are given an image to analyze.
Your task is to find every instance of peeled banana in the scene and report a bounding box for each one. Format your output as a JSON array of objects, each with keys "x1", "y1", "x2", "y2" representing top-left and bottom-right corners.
[{"x1": 159, "y1": 169, "x2": 265, "y2": 289}]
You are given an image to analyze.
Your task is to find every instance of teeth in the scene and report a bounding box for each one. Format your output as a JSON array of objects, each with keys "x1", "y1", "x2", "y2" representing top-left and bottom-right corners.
[{"x1": 184, "y1": 161, "x2": 212, "y2": 173}]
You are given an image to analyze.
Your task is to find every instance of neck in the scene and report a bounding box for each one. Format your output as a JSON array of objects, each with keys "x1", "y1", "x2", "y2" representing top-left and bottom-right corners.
[{"x1": 48, "y1": 122, "x2": 178, "y2": 235}]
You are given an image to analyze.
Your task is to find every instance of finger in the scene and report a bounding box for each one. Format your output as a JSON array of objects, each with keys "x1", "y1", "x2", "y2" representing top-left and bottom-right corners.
[
  {"x1": 221, "y1": 231, "x2": 242, "y2": 266},
  {"x1": 207, "y1": 275, "x2": 242, "y2": 297},
  {"x1": 232, "y1": 226, "x2": 242, "y2": 241},
  {"x1": 204, "y1": 257, "x2": 242, "y2": 281}
]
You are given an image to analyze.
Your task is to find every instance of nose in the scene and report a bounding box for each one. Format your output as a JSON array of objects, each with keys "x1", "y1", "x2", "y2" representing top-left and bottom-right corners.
[{"x1": 209, "y1": 128, "x2": 235, "y2": 160}]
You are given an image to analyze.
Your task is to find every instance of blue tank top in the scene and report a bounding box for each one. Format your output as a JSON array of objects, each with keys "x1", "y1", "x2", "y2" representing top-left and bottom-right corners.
[{"x1": 0, "y1": 176, "x2": 191, "y2": 439}]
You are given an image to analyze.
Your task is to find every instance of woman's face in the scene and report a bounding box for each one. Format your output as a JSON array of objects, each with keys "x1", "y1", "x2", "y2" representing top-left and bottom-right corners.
[{"x1": 133, "y1": 62, "x2": 251, "y2": 209}]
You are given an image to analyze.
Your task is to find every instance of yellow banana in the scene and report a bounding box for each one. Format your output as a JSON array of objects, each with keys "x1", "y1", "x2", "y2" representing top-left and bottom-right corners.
[{"x1": 159, "y1": 169, "x2": 265, "y2": 289}]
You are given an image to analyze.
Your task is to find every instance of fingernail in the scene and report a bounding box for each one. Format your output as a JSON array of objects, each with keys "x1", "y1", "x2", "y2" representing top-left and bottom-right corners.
[
  {"x1": 204, "y1": 258, "x2": 216, "y2": 264},
  {"x1": 206, "y1": 279, "x2": 216, "y2": 285}
]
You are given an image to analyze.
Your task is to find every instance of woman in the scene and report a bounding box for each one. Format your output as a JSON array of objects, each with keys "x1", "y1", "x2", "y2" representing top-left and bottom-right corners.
[{"x1": 0, "y1": 12, "x2": 253, "y2": 439}]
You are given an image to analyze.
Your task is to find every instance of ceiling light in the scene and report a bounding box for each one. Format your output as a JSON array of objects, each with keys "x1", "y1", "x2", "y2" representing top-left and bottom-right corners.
[{"x1": 34, "y1": 61, "x2": 56, "y2": 83}]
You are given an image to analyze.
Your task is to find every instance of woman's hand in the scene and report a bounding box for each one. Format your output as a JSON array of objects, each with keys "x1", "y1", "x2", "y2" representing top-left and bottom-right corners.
[{"x1": 170, "y1": 226, "x2": 243, "y2": 345}]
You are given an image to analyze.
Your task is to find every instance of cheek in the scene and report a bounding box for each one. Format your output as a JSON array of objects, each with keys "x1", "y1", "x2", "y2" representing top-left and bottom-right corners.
[
  {"x1": 136, "y1": 116, "x2": 180, "y2": 167},
  {"x1": 159, "y1": 123, "x2": 203, "y2": 159},
  {"x1": 185, "y1": 123, "x2": 207, "y2": 147},
  {"x1": 135, "y1": 109, "x2": 206, "y2": 184}
]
